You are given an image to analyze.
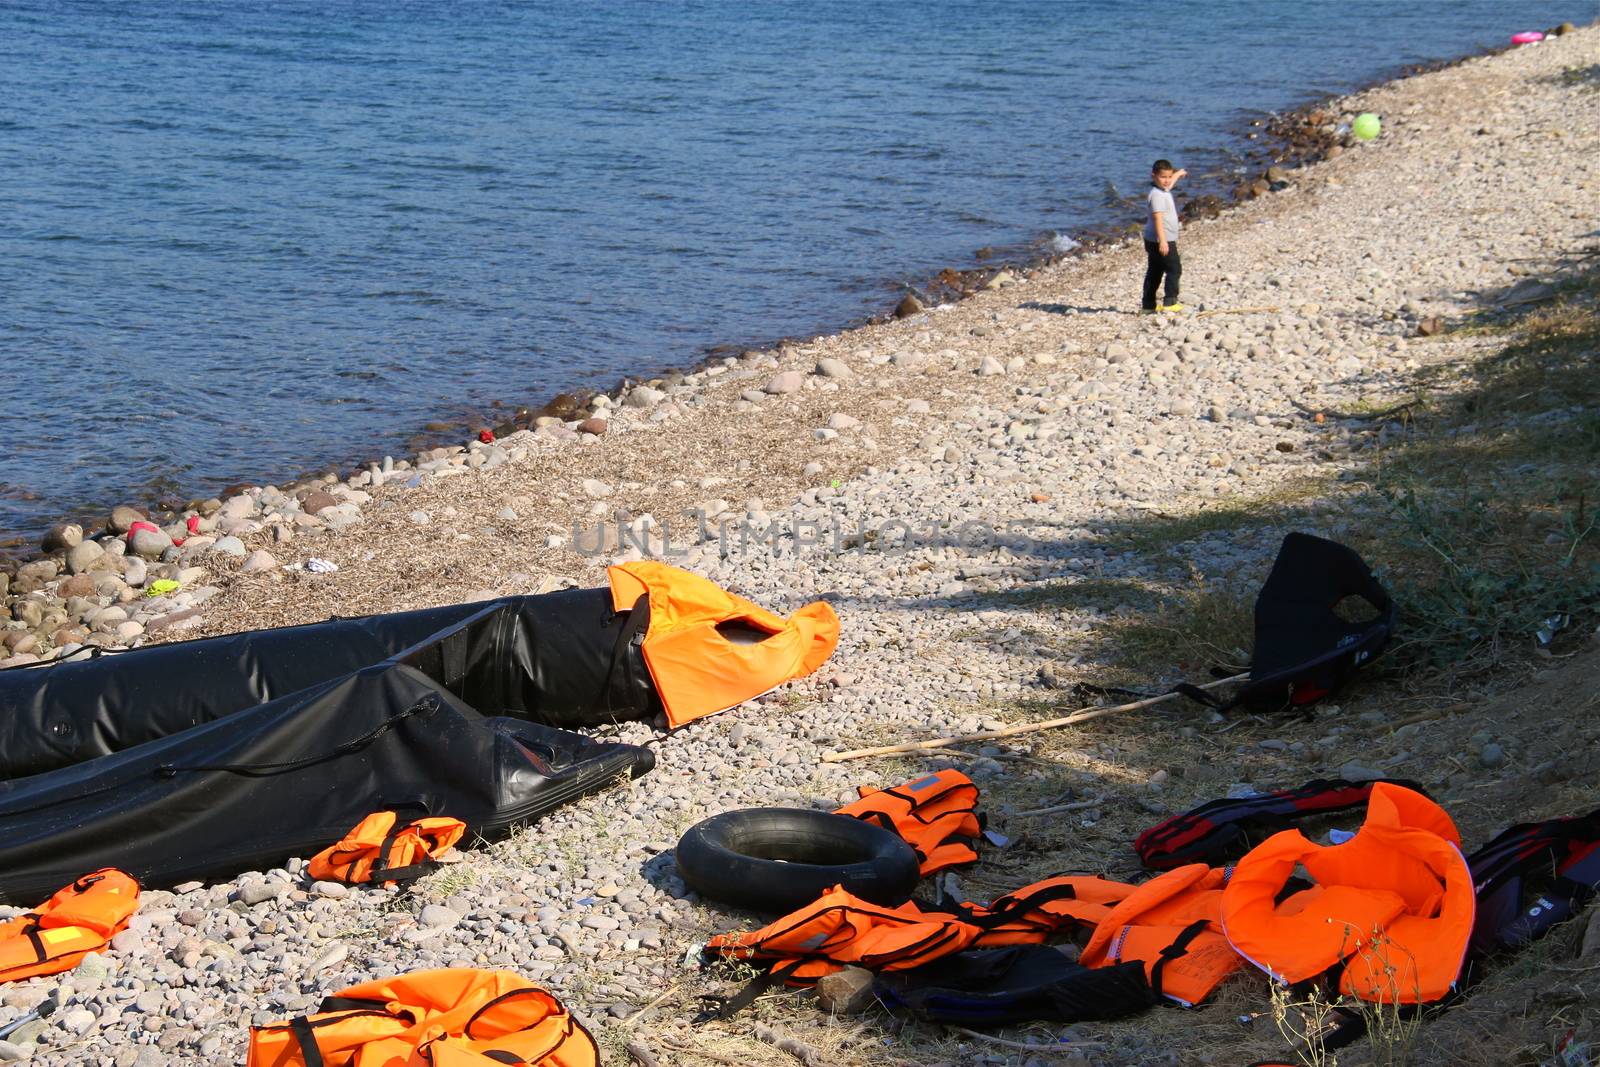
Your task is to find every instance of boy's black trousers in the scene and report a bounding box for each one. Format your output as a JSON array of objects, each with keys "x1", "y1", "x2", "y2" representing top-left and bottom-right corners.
[{"x1": 1142, "y1": 240, "x2": 1181, "y2": 309}]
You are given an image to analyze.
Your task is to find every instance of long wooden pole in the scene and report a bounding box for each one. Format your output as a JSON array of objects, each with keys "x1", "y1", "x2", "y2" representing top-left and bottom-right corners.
[{"x1": 819, "y1": 673, "x2": 1248, "y2": 763}]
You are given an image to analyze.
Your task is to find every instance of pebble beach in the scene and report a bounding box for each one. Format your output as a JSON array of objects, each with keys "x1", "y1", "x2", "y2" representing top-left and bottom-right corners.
[{"x1": 1, "y1": 24, "x2": 1597, "y2": 1067}]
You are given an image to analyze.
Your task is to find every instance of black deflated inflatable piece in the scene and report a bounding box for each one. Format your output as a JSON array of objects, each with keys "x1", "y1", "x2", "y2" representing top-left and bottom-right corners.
[
  {"x1": 1236, "y1": 532, "x2": 1396, "y2": 712},
  {"x1": 0, "y1": 664, "x2": 653, "y2": 903},
  {"x1": 0, "y1": 587, "x2": 660, "y2": 903},
  {"x1": 676, "y1": 808, "x2": 922, "y2": 913},
  {"x1": 0, "y1": 587, "x2": 657, "y2": 781},
  {"x1": 874, "y1": 944, "x2": 1160, "y2": 1025}
]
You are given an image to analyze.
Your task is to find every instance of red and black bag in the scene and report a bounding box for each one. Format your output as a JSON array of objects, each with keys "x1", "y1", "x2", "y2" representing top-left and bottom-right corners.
[{"x1": 1134, "y1": 778, "x2": 1425, "y2": 870}]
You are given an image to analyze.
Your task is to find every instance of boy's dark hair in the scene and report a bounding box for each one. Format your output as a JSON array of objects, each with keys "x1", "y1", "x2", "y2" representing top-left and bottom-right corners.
[{"x1": 1152, "y1": 159, "x2": 1175, "y2": 174}]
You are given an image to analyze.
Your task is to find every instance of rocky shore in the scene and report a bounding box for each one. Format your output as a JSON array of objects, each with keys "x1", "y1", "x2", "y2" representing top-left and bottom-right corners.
[{"x1": 1, "y1": 26, "x2": 1596, "y2": 1067}]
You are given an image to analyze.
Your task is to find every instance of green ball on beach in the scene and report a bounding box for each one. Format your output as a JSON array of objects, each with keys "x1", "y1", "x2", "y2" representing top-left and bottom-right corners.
[{"x1": 1352, "y1": 113, "x2": 1381, "y2": 141}]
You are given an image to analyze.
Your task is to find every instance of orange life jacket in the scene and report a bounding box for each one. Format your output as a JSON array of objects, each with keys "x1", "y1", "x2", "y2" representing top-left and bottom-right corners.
[
  {"x1": 1078, "y1": 864, "x2": 1246, "y2": 1006},
  {"x1": 705, "y1": 876, "x2": 1139, "y2": 984},
  {"x1": 307, "y1": 811, "x2": 467, "y2": 887},
  {"x1": 835, "y1": 770, "x2": 982, "y2": 876},
  {"x1": 972, "y1": 875, "x2": 1138, "y2": 945},
  {"x1": 0, "y1": 869, "x2": 140, "y2": 984},
  {"x1": 705, "y1": 885, "x2": 990, "y2": 984},
  {"x1": 607, "y1": 562, "x2": 840, "y2": 728},
  {"x1": 1221, "y1": 782, "x2": 1474, "y2": 1004},
  {"x1": 247, "y1": 968, "x2": 597, "y2": 1067}
]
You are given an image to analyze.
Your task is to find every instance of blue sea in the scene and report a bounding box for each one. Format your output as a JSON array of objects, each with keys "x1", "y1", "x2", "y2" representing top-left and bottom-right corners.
[{"x1": 0, "y1": 1, "x2": 1585, "y2": 545}]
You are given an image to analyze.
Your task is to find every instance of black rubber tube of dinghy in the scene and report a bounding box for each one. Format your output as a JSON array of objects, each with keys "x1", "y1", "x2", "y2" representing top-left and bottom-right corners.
[{"x1": 675, "y1": 807, "x2": 921, "y2": 913}]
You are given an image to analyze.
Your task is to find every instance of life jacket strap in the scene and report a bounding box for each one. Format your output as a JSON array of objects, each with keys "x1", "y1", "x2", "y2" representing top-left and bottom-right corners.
[
  {"x1": 288, "y1": 1015, "x2": 326, "y2": 1067},
  {"x1": 1147, "y1": 919, "x2": 1209, "y2": 999}
]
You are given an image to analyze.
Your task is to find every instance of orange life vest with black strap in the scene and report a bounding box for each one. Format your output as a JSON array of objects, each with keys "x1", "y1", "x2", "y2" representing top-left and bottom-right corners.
[
  {"x1": 970, "y1": 875, "x2": 1137, "y2": 945},
  {"x1": 1078, "y1": 864, "x2": 1246, "y2": 1007},
  {"x1": 0, "y1": 868, "x2": 140, "y2": 984},
  {"x1": 1221, "y1": 782, "x2": 1474, "y2": 1004},
  {"x1": 835, "y1": 770, "x2": 983, "y2": 876},
  {"x1": 247, "y1": 968, "x2": 597, "y2": 1067},
  {"x1": 307, "y1": 811, "x2": 467, "y2": 887},
  {"x1": 705, "y1": 876, "x2": 1138, "y2": 986},
  {"x1": 704, "y1": 885, "x2": 988, "y2": 986},
  {"x1": 607, "y1": 562, "x2": 840, "y2": 728}
]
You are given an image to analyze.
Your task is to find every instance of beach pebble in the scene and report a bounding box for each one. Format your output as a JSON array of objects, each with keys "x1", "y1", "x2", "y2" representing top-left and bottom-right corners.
[
  {"x1": 129, "y1": 528, "x2": 174, "y2": 559},
  {"x1": 827, "y1": 413, "x2": 860, "y2": 431},
  {"x1": 977, "y1": 356, "x2": 1005, "y2": 376},
  {"x1": 420, "y1": 905, "x2": 461, "y2": 930},
  {"x1": 65, "y1": 540, "x2": 105, "y2": 574},
  {"x1": 580, "y1": 479, "x2": 613, "y2": 499},
  {"x1": 239, "y1": 550, "x2": 278, "y2": 574},
  {"x1": 410, "y1": 511, "x2": 432, "y2": 525},
  {"x1": 764, "y1": 371, "x2": 805, "y2": 394},
  {"x1": 576, "y1": 417, "x2": 608, "y2": 435},
  {"x1": 1479, "y1": 743, "x2": 1506, "y2": 769},
  {"x1": 815, "y1": 358, "x2": 852, "y2": 379},
  {"x1": 627, "y1": 386, "x2": 665, "y2": 408}
]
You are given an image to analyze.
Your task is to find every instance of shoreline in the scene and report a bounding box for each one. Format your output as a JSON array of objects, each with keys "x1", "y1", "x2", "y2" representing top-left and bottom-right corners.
[
  {"x1": 0, "y1": 23, "x2": 1596, "y2": 1066},
  {"x1": 0, "y1": 29, "x2": 1547, "y2": 561}
]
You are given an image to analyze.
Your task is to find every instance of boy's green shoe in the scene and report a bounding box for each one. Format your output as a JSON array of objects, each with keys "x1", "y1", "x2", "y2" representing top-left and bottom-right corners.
[{"x1": 1159, "y1": 302, "x2": 1186, "y2": 313}]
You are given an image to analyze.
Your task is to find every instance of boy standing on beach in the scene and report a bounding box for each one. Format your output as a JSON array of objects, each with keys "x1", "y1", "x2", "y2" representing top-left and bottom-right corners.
[{"x1": 1141, "y1": 159, "x2": 1187, "y2": 313}]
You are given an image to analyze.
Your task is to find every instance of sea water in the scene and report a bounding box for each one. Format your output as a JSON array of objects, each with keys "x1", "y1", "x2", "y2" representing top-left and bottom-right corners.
[{"x1": 0, "y1": 0, "x2": 1584, "y2": 542}]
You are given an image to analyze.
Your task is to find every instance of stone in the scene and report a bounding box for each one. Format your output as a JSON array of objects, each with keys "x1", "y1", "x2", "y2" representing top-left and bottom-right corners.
[
  {"x1": 61, "y1": 1007, "x2": 97, "y2": 1035},
  {"x1": 815, "y1": 966, "x2": 875, "y2": 1014},
  {"x1": 210, "y1": 536, "x2": 247, "y2": 558},
  {"x1": 580, "y1": 479, "x2": 613, "y2": 499},
  {"x1": 239, "y1": 550, "x2": 278, "y2": 574},
  {"x1": 310, "y1": 881, "x2": 350, "y2": 899},
  {"x1": 0, "y1": 1040, "x2": 28, "y2": 1062},
  {"x1": 976, "y1": 356, "x2": 1004, "y2": 376},
  {"x1": 420, "y1": 905, "x2": 461, "y2": 929},
  {"x1": 302, "y1": 491, "x2": 339, "y2": 515},
  {"x1": 826, "y1": 413, "x2": 859, "y2": 431},
  {"x1": 410, "y1": 510, "x2": 432, "y2": 525},
  {"x1": 1580, "y1": 906, "x2": 1600, "y2": 959},
  {"x1": 308, "y1": 943, "x2": 349, "y2": 975},
  {"x1": 893, "y1": 293, "x2": 923, "y2": 318},
  {"x1": 108, "y1": 508, "x2": 145, "y2": 537},
  {"x1": 57, "y1": 572, "x2": 97, "y2": 599},
  {"x1": 763, "y1": 371, "x2": 804, "y2": 395},
  {"x1": 576, "y1": 417, "x2": 608, "y2": 435},
  {"x1": 130, "y1": 527, "x2": 174, "y2": 559},
  {"x1": 42, "y1": 523, "x2": 84, "y2": 553},
  {"x1": 235, "y1": 882, "x2": 282, "y2": 907},
  {"x1": 815, "y1": 358, "x2": 852, "y2": 379},
  {"x1": 1479, "y1": 743, "x2": 1506, "y2": 769},
  {"x1": 1338, "y1": 761, "x2": 1383, "y2": 782},
  {"x1": 626, "y1": 386, "x2": 665, "y2": 409}
]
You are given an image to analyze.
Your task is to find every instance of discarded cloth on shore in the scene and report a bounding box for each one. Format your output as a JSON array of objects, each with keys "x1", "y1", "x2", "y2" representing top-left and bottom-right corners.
[{"x1": 248, "y1": 968, "x2": 597, "y2": 1066}]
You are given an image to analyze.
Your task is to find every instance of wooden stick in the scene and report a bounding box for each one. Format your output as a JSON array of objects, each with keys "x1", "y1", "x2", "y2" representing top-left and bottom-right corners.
[
  {"x1": 626, "y1": 1039, "x2": 663, "y2": 1067},
  {"x1": 1290, "y1": 397, "x2": 1419, "y2": 422},
  {"x1": 621, "y1": 982, "x2": 678, "y2": 1027},
  {"x1": 752, "y1": 1023, "x2": 833, "y2": 1067},
  {"x1": 951, "y1": 1025, "x2": 1107, "y2": 1051},
  {"x1": 820, "y1": 673, "x2": 1247, "y2": 763},
  {"x1": 1195, "y1": 305, "x2": 1279, "y2": 318},
  {"x1": 1011, "y1": 795, "x2": 1106, "y2": 818},
  {"x1": 658, "y1": 1039, "x2": 745, "y2": 1067}
]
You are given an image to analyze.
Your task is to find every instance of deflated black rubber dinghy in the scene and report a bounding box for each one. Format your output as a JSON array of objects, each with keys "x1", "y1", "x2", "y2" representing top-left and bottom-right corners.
[{"x1": 0, "y1": 589, "x2": 657, "y2": 902}]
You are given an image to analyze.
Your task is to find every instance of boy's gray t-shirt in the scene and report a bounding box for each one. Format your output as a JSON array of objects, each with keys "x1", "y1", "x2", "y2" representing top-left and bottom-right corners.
[{"x1": 1143, "y1": 187, "x2": 1180, "y2": 242}]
